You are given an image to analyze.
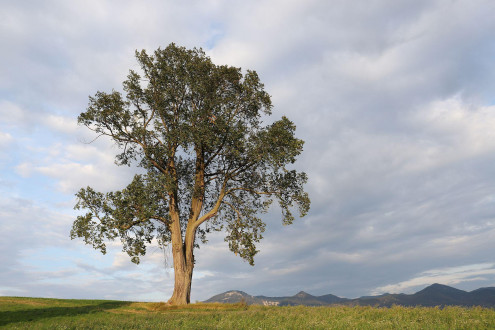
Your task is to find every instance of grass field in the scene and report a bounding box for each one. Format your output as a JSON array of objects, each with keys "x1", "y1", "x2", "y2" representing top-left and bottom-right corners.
[{"x1": 1, "y1": 296, "x2": 495, "y2": 329}]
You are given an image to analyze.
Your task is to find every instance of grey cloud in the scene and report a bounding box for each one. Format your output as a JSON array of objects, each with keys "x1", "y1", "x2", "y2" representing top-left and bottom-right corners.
[
  {"x1": 0, "y1": 197, "x2": 73, "y2": 292},
  {"x1": 0, "y1": 194, "x2": 173, "y2": 300}
]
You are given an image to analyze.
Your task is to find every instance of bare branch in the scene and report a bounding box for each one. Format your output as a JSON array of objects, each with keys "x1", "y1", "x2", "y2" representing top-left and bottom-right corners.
[
  {"x1": 80, "y1": 133, "x2": 106, "y2": 144},
  {"x1": 226, "y1": 187, "x2": 277, "y2": 196}
]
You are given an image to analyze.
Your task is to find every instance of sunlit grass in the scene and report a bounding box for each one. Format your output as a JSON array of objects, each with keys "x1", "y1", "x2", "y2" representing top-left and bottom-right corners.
[{"x1": 1, "y1": 296, "x2": 494, "y2": 329}]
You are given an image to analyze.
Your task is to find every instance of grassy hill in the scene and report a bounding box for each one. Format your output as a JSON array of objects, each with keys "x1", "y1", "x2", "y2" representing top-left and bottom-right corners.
[{"x1": 1, "y1": 296, "x2": 495, "y2": 329}]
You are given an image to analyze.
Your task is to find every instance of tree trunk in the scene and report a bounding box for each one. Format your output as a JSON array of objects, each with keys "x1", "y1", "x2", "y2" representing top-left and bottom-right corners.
[
  {"x1": 167, "y1": 213, "x2": 195, "y2": 305},
  {"x1": 167, "y1": 256, "x2": 193, "y2": 305},
  {"x1": 166, "y1": 153, "x2": 199, "y2": 305}
]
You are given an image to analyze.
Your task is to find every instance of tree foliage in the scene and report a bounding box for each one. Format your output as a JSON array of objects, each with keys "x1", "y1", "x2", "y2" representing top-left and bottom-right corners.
[{"x1": 71, "y1": 43, "x2": 309, "y2": 271}]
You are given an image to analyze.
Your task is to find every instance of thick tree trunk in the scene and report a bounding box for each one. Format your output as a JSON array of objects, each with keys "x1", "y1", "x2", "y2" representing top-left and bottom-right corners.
[
  {"x1": 167, "y1": 207, "x2": 196, "y2": 305},
  {"x1": 167, "y1": 255, "x2": 193, "y2": 305},
  {"x1": 166, "y1": 150, "x2": 201, "y2": 305}
]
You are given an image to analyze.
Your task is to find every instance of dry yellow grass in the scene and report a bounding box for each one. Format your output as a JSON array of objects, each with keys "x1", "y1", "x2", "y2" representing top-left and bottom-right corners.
[{"x1": 0, "y1": 297, "x2": 48, "y2": 307}]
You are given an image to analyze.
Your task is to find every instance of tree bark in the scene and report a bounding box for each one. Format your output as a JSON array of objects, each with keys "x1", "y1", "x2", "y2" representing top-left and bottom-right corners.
[
  {"x1": 167, "y1": 229, "x2": 195, "y2": 305},
  {"x1": 167, "y1": 147, "x2": 203, "y2": 305},
  {"x1": 167, "y1": 247, "x2": 193, "y2": 305},
  {"x1": 167, "y1": 198, "x2": 195, "y2": 305},
  {"x1": 166, "y1": 152, "x2": 195, "y2": 305}
]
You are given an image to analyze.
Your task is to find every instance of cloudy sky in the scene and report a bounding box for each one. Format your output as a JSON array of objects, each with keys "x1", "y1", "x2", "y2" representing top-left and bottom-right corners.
[{"x1": 2, "y1": 0, "x2": 495, "y2": 302}]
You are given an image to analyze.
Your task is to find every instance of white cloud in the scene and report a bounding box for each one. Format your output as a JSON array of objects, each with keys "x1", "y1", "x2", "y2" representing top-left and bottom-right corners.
[
  {"x1": 0, "y1": 101, "x2": 30, "y2": 127},
  {"x1": 15, "y1": 162, "x2": 32, "y2": 178},
  {"x1": 372, "y1": 263, "x2": 495, "y2": 295},
  {"x1": 0, "y1": 101, "x2": 79, "y2": 135},
  {"x1": 37, "y1": 162, "x2": 102, "y2": 193},
  {"x1": 0, "y1": 196, "x2": 73, "y2": 272},
  {"x1": 0, "y1": 131, "x2": 13, "y2": 149},
  {"x1": 12, "y1": 136, "x2": 138, "y2": 193},
  {"x1": 42, "y1": 114, "x2": 79, "y2": 135},
  {"x1": 415, "y1": 97, "x2": 495, "y2": 153}
]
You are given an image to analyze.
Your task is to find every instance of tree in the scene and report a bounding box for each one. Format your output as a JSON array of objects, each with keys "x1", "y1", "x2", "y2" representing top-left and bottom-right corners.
[{"x1": 71, "y1": 43, "x2": 310, "y2": 305}]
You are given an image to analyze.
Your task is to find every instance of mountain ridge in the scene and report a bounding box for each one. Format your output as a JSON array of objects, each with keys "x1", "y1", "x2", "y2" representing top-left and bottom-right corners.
[{"x1": 204, "y1": 283, "x2": 495, "y2": 307}]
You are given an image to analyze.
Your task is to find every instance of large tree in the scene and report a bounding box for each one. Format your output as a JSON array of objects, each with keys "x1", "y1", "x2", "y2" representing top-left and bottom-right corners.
[{"x1": 71, "y1": 43, "x2": 310, "y2": 305}]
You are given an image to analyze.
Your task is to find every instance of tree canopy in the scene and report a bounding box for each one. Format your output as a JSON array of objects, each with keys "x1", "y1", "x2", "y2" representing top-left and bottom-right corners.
[{"x1": 71, "y1": 43, "x2": 310, "y2": 304}]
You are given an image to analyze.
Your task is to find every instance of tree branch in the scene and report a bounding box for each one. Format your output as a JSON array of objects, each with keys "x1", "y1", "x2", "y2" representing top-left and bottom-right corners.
[
  {"x1": 119, "y1": 218, "x2": 149, "y2": 231},
  {"x1": 194, "y1": 180, "x2": 227, "y2": 229},
  {"x1": 223, "y1": 201, "x2": 241, "y2": 222},
  {"x1": 226, "y1": 187, "x2": 277, "y2": 196}
]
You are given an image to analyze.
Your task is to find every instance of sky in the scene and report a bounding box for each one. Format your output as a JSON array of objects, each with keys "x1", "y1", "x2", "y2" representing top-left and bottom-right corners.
[{"x1": 1, "y1": 0, "x2": 495, "y2": 302}]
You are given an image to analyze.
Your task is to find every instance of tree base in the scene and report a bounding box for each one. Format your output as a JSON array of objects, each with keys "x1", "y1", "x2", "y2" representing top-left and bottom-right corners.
[{"x1": 167, "y1": 295, "x2": 189, "y2": 305}]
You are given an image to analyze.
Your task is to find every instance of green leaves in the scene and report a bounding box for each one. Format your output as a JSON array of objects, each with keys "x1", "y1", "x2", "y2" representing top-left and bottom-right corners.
[
  {"x1": 72, "y1": 43, "x2": 310, "y2": 267},
  {"x1": 223, "y1": 200, "x2": 266, "y2": 266},
  {"x1": 71, "y1": 174, "x2": 168, "y2": 263}
]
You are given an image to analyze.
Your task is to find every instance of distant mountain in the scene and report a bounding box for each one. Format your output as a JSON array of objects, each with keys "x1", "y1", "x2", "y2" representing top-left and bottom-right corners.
[
  {"x1": 204, "y1": 284, "x2": 495, "y2": 307},
  {"x1": 469, "y1": 287, "x2": 495, "y2": 306},
  {"x1": 204, "y1": 290, "x2": 260, "y2": 305},
  {"x1": 408, "y1": 283, "x2": 472, "y2": 307},
  {"x1": 278, "y1": 291, "x2": 329, "y2": 306},
  {"x1": 317, "y1": 293, "x2": 348, "y2": 304},
  {"x1": 204, "y1": 290, "x2": 330, "y2": 306}
]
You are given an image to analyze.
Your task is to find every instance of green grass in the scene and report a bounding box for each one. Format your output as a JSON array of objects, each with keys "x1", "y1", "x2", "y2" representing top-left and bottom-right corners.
[{"x1": 1, "y1": 296, "x2": 495, "y2": 329}]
